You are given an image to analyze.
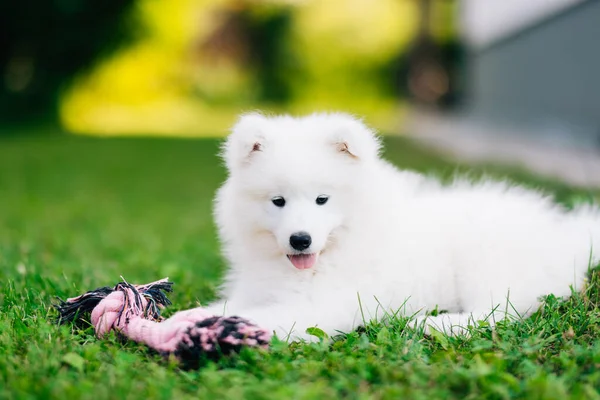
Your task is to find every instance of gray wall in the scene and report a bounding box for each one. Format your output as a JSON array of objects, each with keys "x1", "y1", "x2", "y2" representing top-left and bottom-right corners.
[{"x1": 466, "y1": 1, "x2": 600, "y2": 147}]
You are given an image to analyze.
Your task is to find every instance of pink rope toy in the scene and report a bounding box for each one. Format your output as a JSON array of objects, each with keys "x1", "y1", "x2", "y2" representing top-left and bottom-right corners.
[{"x1": 55, "y1": 278, "x2": 272, "y2": 368}]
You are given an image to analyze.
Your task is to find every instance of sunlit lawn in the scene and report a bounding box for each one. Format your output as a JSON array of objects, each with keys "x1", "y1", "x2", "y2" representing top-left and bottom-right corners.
[{"x1": 1, "y1": 129, "x2": 600, "y2": 399}]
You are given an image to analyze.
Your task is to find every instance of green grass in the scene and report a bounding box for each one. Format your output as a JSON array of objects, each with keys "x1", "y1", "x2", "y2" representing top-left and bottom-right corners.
[{"x1": 1, "y1": 131, "x2": 600, "y2": 399}]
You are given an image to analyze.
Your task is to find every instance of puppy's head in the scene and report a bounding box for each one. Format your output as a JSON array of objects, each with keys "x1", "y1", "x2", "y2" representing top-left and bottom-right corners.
[{"x1": 221, "y1": 112, "x2": 380, "y2": 270}]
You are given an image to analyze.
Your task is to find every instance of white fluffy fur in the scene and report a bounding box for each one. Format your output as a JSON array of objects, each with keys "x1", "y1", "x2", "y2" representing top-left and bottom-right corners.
[{"x1": 206, "y1": 112, "x2": 600, "y2": 340}]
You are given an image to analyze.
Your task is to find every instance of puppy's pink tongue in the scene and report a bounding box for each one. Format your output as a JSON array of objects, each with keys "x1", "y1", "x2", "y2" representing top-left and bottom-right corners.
[{"x1": 288, "y1": 254, "x2": 317, "y2": 269}]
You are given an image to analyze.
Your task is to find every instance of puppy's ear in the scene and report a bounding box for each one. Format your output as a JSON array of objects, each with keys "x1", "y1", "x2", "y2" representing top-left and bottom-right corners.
[
  {"x1": 222, "y1": 112, "x2": 268, "y2": 171},
  {"x1": 329, "y1": 114, "x2": 381, "y2": 161}
]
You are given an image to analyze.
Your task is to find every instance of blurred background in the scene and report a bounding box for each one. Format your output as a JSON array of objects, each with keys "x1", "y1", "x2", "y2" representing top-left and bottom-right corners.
[{"x1": 1, "y1": 0, "x2": 600, "y2": 186}]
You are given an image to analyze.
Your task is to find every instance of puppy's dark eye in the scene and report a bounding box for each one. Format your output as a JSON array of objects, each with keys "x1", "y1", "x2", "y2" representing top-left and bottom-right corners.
[
  {"x1": 316, "y1": 195, "x2": 329, "y2": 205},
  {"x1": 272, "y1": 196, "x2": 286, "y2": 207}
]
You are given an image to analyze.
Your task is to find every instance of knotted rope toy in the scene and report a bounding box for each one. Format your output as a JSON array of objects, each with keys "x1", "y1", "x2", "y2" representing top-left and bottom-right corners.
[{"x1": 55, "y1": 278, "x2": 271, "y2": 368}]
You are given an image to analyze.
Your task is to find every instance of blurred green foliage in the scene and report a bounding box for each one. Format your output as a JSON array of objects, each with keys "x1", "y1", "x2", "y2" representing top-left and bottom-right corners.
[
  {"x1": 1, "y1": 0, "x2": 463, "y2": 135},
  {"x1": 0, "y1": 0, "x2": 136, "y2": 123},
  {"x1": 60, "y1": 0, "x2": 420, "y2": 136},
  {"x1": 244, "y1": 8, "x2": 297, "y2": 104}
]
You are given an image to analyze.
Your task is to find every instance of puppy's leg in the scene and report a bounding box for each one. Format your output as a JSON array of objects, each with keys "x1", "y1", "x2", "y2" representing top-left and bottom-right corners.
[{"x1": 205, "y1": 298, "x2": 359, "y2": 341}]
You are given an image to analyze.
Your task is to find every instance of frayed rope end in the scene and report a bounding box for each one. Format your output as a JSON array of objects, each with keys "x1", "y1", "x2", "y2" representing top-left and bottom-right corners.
[{"x1": 55, "y1": 278, "x2": 173, "y2": 325}]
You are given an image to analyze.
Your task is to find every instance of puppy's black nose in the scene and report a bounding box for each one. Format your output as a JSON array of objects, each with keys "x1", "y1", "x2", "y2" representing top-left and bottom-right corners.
[{"x1": 290, "y1": 232, "x2": 312, "y2": 251}]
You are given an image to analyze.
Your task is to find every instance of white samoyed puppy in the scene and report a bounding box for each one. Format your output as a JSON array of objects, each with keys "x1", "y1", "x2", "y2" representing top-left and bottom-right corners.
[{"x1": 205, "y1": 112, "x2": 600, "y2": 340}]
